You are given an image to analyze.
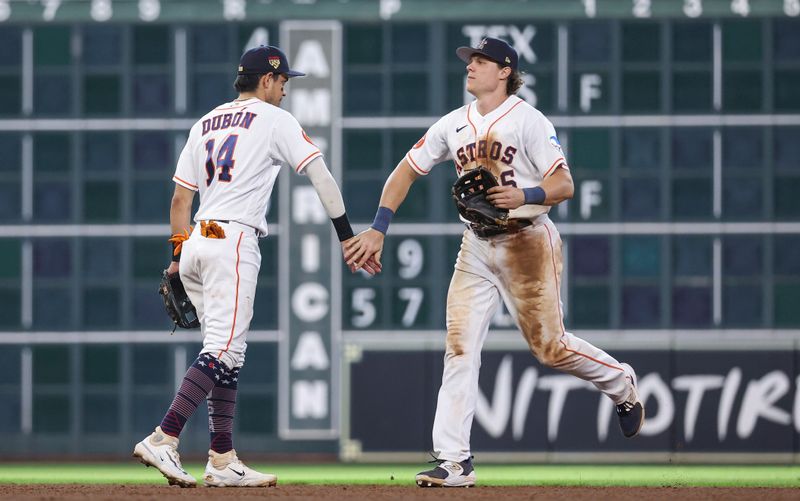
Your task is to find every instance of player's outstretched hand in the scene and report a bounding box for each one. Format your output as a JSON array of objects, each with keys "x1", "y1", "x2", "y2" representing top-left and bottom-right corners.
[
  {"x1": 341, "y1": 235, "x2": 382, "y2": 275},
  {"x1": 343, "y1": 229, "x2": 385, "y2": 273},
  {"x1": 486, "y1": 185, "x2": 525, "y2": 210},
  {"x1": 343, "y1": 247, "x2": 381, "y2": 275},
  {"x1": 360, "y1": 255, "x2": 382, "y2": 276}
]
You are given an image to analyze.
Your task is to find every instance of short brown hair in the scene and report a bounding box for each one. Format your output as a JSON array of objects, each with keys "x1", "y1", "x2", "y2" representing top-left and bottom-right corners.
[
  {"x1": 234, "y1": 74, "x2": 264, "y2": 93},
  {"x1": 233, "y1": 72, "x2": 280, "y2": 93},
  {"x1": 506, "y1": 70, "x2": 524, "y2": 95}
]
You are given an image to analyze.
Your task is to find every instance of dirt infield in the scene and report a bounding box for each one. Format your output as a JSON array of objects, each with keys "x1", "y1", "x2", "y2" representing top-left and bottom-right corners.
[{"x1": 2, "y1": 484, "x2": 799, "y2": 501}]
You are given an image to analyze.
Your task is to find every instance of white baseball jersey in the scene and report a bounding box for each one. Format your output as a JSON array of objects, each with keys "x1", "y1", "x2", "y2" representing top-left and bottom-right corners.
[
  {"x1": 410, "y1": 95, "x2": 636, "y2": 463},
  {"x1": 405, "y1": 94, "x2": 567, "y2": 220},
  {"x1": 173, "y1": 96, "x2": 321, "y2": 236}
]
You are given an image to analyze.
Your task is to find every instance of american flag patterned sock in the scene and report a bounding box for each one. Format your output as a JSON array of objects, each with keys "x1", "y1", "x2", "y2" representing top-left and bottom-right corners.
[
  {"x1": 208, "y1": 366, "x2": 240, "y2": 454},
  {"x1": 159, "y1": 354, "x2": 222, "y2": 438}
]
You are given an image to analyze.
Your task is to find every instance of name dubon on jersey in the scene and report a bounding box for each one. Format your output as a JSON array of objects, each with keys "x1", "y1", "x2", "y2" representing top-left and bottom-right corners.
[
  {"x1": 406, "y1": 95, "x2": 567, "y2": 220},
  {"x1": 173, "y1": 96, "x2": 321, "y2": 236}
]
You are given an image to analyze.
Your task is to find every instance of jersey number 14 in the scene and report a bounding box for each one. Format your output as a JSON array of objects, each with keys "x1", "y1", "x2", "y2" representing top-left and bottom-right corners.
[{"x1": 204, "y1": 135, "x2": 239, "y2": 186}]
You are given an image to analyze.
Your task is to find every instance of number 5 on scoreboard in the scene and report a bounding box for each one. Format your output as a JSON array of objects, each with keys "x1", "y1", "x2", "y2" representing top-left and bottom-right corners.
[
  {"x1": 204, "y1": 135, "x2": 239, "y2": 186},
  {"x1": 351, "y1": 288, "x2": 377, "y2": 328}
]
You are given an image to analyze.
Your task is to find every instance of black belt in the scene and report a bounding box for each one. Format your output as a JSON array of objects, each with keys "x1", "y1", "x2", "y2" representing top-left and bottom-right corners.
[
  {"x1": 470, "y1": 219, "x2": 534, "y2": 239},
  {"x1": 207, "y1": 220, "x2": 258, "y2": 235}
]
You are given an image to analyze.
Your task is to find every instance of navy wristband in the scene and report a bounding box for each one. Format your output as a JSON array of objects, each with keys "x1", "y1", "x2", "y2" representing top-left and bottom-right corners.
[
  {"x1": 370, "y1": 206, "x2": 394, "y2": 235},
  {"x1": 331, "y1": 213, "x2": 355, "y2": 241},
  {"x1": 523, "y1": 186, "x2": 546, "y2": 205}
]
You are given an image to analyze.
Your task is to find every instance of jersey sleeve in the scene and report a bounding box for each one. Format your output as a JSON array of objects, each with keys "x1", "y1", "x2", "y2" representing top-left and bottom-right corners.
[
  {"x1": 173, "y1": 128, "x2": 199, "y2": 191},
  {"x1": 405, "y1": 116, "x2": 452, "y2": 176},
  {"x1": 272, "y1": 112, "x2": 323, "y2": 174},
  {"x1": 525, "y1": 114, "x2": 568, "y2": 179}
]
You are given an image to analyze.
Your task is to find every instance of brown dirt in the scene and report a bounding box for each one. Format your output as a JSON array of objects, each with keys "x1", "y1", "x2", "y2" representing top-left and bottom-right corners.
[{"x1": 1, "y1": 485, "x2": 797, "y2": 501}]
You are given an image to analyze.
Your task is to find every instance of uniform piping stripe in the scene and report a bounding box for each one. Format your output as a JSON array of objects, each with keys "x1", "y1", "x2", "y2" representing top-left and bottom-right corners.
[
  {"x1": 485, "y1": 99, "x2": 524, "y2": 139},
  {"x1": 218, "y1": 232, "x2": 244, "y2": 360},
  {"x1": 543, "y1": 157, "x2": 567, "y2": 178},
  {"x1": 173, "y1": 175, "x2": 198, "y2": 190},
  {"x1": 466, "y1": 103, "x2": 478, "y2": 137},
  {"x1": 406, "y1": 153, "x2": 428, "y2": 175},
  {"x1": 544, "y1": 224, "x2": 624, "y2": 372},
  {"x1": 295, "y1": 151, "x2": 322, "y2": 172}
]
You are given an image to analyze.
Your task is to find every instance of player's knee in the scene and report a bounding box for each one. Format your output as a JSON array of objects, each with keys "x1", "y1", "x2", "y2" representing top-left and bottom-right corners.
[
  {"x1": 530, "y1": 339, "x2": 565, "y2": 368},
  {"x1": 445, "y1": 329, "x2": 467, "y2": 357},
  {"x1": 445, "y1": 342, "x2": 467, "y2": 359}
]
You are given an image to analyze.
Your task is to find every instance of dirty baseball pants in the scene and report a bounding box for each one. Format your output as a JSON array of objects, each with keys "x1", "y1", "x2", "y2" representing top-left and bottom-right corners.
[
  {"x1": 179, "y1": 220, "x2": 261, "y2": 370},
  {"x1": 432, "y1": 216, "x2": 631, "y2": 462}
]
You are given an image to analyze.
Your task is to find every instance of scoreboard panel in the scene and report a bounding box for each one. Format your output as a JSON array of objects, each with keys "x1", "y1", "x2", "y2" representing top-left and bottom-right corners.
[
  {"x1": 2, "y1": 0, "x2": 800, "y2": 22},
  {"x1": 0, "y1": 3, "x2": 799, "y2": 454}
]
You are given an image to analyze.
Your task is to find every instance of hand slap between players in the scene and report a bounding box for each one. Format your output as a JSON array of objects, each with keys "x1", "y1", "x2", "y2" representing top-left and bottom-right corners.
[
  {"x1": 343, "y1": 228, "x2": 385, "y2": 275},
  {"x1": 486, "y1": 185, "x2": 526, "y2": 210},
  {"x1": 342, "y1": 233, "x2": 383, "y2": 275}
]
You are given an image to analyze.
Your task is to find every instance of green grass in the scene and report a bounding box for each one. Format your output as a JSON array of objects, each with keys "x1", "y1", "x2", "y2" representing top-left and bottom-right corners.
[{"x1": 0, "y1": 464, "x2": 799, "y2": 487}]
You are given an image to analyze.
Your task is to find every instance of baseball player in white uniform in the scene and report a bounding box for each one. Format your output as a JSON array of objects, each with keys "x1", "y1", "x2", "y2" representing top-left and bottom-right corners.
[
  {"x1": 133, "y1": 45, "x2": 377, "y2": 488},
  {"x1": 346, "y1": 37, "x2": 644, "y2": 488}
]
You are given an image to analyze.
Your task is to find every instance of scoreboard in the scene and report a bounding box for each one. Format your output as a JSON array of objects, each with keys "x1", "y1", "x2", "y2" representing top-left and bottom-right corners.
[{"x1": 0, "y1": 0, "x2": 799, "y2": 456}]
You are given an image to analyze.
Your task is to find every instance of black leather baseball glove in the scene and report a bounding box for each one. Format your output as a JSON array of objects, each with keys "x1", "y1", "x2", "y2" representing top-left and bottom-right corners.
[
  {"x1": 452, "y1": 167, "x2": 509, "y2": 232},
  {"x1": 158, "y1": 270, "x2": 200, "y2": 330}
]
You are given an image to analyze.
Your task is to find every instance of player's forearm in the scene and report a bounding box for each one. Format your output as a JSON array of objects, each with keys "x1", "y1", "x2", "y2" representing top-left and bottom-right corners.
[
  {"x1": 305, "y1": 157, "x2": 348, "y2": 219},
  {"x1": 537, "y1": 166, "x2": 574, "y2": 206},
  {"x1": 170, "y1": 186, "x2": 195, "y2": 234},
  {"x1": 369, "y1": 159, "x2": 419, "y2": 235},
  {"x1": 378, "y1": 159, "x2": 419, "y2": 211},
  {"x1": 305, "y1": 157, "x2": 355, "y2": 241}
]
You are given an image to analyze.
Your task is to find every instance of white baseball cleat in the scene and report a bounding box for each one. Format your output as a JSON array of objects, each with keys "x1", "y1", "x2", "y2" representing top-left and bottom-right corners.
[
  {"x1": 203, "y1": 449, "x2": 277, "y2": 487},
  {"x1": 132, "y1": 426, "x2": 196, "y2": 488}
]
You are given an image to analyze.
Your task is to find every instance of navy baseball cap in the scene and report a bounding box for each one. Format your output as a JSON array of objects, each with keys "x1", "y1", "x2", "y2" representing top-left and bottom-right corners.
[
  {"x1": 238, "y1": 45, "x2": 305, "y2": 78},
  {"x1": 456, "y1": 37, "x2": 518, "y2": 70}
]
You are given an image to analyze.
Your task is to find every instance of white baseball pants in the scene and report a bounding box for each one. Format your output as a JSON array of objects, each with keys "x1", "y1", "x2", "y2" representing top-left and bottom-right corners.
[
  {"x1": 179, "y1": 221, "x2": 260, "y2": 370},
  {"x1": 433, "y1": 216, "x2": 631, "y2": 462}
]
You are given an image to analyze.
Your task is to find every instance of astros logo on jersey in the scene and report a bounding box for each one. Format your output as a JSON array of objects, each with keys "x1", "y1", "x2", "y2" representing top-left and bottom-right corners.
[
  {"x1": 456, "y1": 139, "x2": 517, "y2": 167},
  {"x1": 549, "y1": 135, "x2": 563, "y2": 153},
  {"x1": 413, "y1": 134, "x2": 426, "y2": 149}
]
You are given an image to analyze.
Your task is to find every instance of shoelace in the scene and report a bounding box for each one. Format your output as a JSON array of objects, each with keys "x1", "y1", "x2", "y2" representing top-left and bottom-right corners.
[
  {"x1": 616, "y1": 401, "x2": 635, "y2": 414},
  {"x1": 426, "y1": 452, "x2": 443, "y2": 465},
  {"x1": 425, "y1": 453, "x2": 475, "y2": 466}
]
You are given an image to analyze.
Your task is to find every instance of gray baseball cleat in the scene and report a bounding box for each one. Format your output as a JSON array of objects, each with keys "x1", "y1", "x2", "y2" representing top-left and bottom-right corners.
[
  {"x1": 132, "y1": 426, "x2": 196, "y2": 487},
  {"x1": 203, "y1": 449, "x2": 277, "y2": 487},
  {"x1": 415, "y1": 457, "x2": 476, "y2": 488},
  {"x1": 617, "y1": 363, "x2": 645, "y2": 438}
]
